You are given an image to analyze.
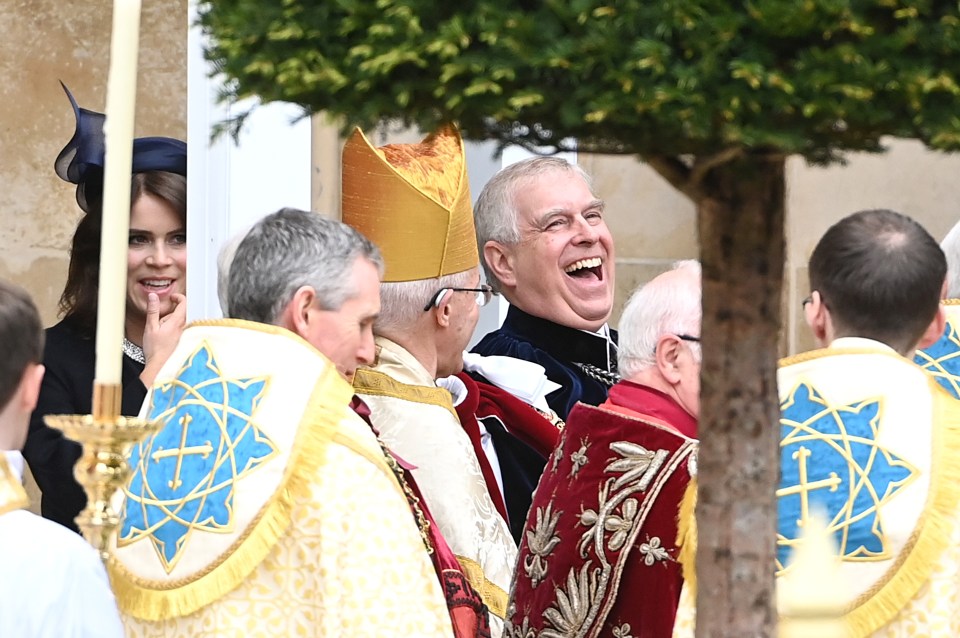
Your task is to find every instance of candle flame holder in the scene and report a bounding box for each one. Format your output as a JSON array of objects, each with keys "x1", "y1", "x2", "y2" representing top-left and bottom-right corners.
[{"x1": 44, "y1": 383, "x2": 160, "y2": 561}]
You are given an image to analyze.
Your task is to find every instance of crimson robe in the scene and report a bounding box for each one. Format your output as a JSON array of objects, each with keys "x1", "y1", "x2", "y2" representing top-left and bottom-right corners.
[{"x1": 506, "y1": 383, "x2": 697, "y2": 638}]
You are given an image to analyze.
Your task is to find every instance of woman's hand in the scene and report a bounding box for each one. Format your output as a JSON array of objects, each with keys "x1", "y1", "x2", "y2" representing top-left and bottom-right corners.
[{"x1": 140, "y1": 292, "x2": 186, "y2": 387}]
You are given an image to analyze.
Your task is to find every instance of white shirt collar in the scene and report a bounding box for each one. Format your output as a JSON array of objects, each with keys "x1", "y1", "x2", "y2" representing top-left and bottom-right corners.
[{"x1": 3, "y1": 450, "x2": 24, "y2": 481}]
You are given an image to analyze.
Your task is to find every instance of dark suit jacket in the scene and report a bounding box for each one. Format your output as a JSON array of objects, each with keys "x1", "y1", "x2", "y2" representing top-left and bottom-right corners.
[
  {"x1": 471, "y1": 305, "x2": 618, "y2": 419},
  {"x1": 22, "y1": 318, "x2": 147, "y2": 532}
]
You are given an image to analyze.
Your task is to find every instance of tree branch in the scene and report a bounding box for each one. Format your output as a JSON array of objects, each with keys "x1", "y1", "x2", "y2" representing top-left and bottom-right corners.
[
  {"x1": 643, "y1": 155, "x2": 696, "y2": 202},
  {"x1": 690, "y1": 146, "x2": 744, "y2": 187}
]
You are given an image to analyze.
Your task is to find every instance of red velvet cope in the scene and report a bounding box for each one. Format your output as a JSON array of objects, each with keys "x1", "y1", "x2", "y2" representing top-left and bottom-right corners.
[
  {"x1": 459, "y1": 372, "x2": 561, "y2": 458},
  {"x1": 507, "y1": 402, "x2": 696, "y2": 638}
]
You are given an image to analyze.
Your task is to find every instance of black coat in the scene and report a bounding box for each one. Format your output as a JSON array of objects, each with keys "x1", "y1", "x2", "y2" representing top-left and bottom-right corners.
[
  {"x1": 22, "y1": 318, "x2": 146, "y2": 532},
  {"x1": 471, "y1": 305, "x2": 618, "y2": 419}
]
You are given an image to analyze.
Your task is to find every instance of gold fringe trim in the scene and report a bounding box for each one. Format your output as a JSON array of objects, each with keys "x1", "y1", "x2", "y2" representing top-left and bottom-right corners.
[
  {"x1": 353, "y1": 367, "x2": 458, "y2": 419},
  {"x1": 456, "y1": 554, "x2": 508, "y2": 619},
  {"x1": 843, "y1": 378, "x2": 960, "y2": 637},
  {"x1": 675, "y1": 475, "x2": 698, "y2": 599},
  {"x1": 109, "y1": 360, "x2": 356, "y2": 620},
  {"x1": 0, "y1": 455, "x2": 29, "y2": 516}
]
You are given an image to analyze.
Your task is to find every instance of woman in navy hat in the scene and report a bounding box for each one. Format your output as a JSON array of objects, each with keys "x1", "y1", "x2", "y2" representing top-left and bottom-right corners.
[{"x1": 23, "y1": 84, "x2": 188, "y2": 533}]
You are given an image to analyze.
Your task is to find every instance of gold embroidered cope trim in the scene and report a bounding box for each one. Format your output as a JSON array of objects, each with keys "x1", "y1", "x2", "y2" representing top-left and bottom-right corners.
[
  {"x1": 457, "y1": 555, "x2": 508, "y2": 619},
  {"x1": 352, "y1": 368, "x2": 458, "y2": 418},
  {"x1": 517, "y1": 410, "x2": 696, "y2": 638}
]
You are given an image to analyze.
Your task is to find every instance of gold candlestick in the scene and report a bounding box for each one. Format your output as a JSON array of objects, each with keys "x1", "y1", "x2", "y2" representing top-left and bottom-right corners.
[{"x1": 44, "y1": 382, "x2": 160, "y2": 561}]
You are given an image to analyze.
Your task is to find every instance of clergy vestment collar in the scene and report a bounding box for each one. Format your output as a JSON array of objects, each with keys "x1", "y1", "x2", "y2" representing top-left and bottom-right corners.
[
  {"x1": 501, "y1": 305, "x2": 617, "y2": 371},
  {"x1": 370, "y1": 336, "x2": 438, "y2": 386},
  {"x1": 829, "y1": 336, "x2": 898, "y2": 354},
  {"x1": 606, "y1": 380, "x2": 698, "y2": 439}
]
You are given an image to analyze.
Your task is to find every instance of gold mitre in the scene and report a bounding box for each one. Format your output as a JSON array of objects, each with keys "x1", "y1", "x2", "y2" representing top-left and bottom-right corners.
[{"x1": 341, "y1": 125, "x2": 478, "y2": 282}]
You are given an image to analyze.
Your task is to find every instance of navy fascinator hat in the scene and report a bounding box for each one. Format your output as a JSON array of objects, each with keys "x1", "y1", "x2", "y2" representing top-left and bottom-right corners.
[{"x1": 54, "y1": 81, "x2": 187, "y2": 214}]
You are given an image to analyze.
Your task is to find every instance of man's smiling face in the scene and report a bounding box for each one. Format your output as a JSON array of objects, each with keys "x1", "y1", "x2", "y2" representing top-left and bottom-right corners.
[{"x1": 498, "y1": 168, "x2": 615, "y2": 330}]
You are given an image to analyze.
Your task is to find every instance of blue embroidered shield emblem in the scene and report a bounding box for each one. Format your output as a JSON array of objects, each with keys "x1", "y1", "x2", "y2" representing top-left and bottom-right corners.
[
  {"x1": 915, "y1": 318, "x2": 960, "y2": 398},
  {"x1": 777, "y1": 383, "x2": 917, "y2": 572},
  {"x1": 119, "y1": 343, "x2": 277, "y2": 572}
]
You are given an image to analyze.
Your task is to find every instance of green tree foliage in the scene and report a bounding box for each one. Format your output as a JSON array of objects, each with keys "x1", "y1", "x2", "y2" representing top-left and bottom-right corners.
[
  {"x1": 200, "y1": 0, "x2": 960, "y2": 162},
  {"x1": 199, "y1": 2, "x2": 960, "y2": 635}
]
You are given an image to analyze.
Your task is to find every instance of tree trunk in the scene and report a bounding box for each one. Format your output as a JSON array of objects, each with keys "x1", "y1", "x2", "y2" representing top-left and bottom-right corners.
[{"x1": 694, "y1": 156, "x2": 786, "y2": 637}]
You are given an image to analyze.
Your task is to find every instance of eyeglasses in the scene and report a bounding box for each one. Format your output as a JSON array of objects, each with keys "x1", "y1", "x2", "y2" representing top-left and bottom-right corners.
[
  {"x1": 654, "y1": 333, "x2": 701, "y2": 355},
  {"x1": 423, "y1": 285, "x2": 496, "y2": 311}
]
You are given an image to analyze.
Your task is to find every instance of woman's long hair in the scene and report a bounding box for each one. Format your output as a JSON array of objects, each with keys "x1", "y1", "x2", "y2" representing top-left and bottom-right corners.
[{"x1": 59, "y1": 171, "x2": 187, "y2": 336}]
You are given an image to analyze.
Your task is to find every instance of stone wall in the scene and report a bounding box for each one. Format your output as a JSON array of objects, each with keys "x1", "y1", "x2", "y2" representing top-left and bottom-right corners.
[
  {"x1": 581, "y1": 140, "x2": 960, "y2": 356},
  {"x1": 1, "y1": 0, "x2": 187, "y2": 325},
  {"x1": 3, "y1": 0, "x2": 187, "y2": 512}
]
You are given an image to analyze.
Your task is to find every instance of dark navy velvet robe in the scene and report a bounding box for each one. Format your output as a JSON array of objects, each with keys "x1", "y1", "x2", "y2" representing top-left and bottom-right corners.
[{"x1": 471, "y1": 305, "x2": 618, "y2": 419}]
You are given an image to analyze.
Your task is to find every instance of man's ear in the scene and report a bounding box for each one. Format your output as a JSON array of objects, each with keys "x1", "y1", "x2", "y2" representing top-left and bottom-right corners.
[
  {"x1": 804, "y1": 291, "x2": 830, "y2": 345},
  {"x1": 19, "y1": 363, "x2": 45, "y2": 413},
  {"x1": 655, "y1": 335, "x2": 682, "y2": 385},
  {"x1": 282, "y1": 286, "x2": 316, "y2": 340},
  {"x1": 431, "y1": 292, "x2": 453, "y2": 328},
  {"x1": 483, "y1": 241, "x2": 517, "y2": 289},
  {"x1": 917, "y1": 304, "x2": 947, "y2": 350}
]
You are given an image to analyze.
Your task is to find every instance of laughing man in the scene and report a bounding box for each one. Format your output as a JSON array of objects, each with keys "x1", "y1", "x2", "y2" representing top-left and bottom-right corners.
[{"x1": 472, "y1": 157, "x2": 618, "y2": 420}]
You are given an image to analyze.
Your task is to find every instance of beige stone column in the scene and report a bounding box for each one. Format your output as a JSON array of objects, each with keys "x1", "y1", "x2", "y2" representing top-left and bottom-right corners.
[{"x1": 311, "y1": 117, "x2": 344, "y2": 219}]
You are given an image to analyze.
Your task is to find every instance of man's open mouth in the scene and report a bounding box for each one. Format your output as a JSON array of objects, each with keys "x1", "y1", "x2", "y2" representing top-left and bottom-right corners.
[{"x1": 563, "y1": 257, "x2": 603, "y2": 280}]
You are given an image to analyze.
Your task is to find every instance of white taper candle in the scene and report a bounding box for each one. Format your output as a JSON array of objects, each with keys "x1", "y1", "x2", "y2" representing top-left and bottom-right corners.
[{"x1": 94, "y1": 0, "x2": 142, "y2": 385}]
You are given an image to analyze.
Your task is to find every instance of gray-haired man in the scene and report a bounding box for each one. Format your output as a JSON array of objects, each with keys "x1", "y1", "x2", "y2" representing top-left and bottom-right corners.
[
  {"x1": 112, "y1": 208, "x2": 453, "y2": 637},
  {"x1": 472, "y1": 157, "x2": 618, "y2": 419}
]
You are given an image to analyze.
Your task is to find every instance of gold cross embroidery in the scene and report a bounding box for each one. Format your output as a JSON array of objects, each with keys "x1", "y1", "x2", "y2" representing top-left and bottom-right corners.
[
  {"x1": 777, "y1": 446, "x2": 841, "y2": 527},
  {"x1": 150, "y1": 413, "x2": 214, "y2": 489}
]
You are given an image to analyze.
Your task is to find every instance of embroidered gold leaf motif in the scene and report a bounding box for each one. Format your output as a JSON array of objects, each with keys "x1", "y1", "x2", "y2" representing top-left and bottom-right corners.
[
  {"x1": 639, "y1": 536, "x2": 669, "y2": 566},
  {"x1": 541, "y1": 562, "x2": 598, "y2": 638},
  {"x1": 504, "y1": 615, "x2": 536, "y2": 638},
  {"x1": 551, "y1": 433, "x2": 565, "y2": 472},
  {"x1": 603, "y1": 497, "x2": 638, "y2": 551},
  {"x1": 524, "y1": 502, "x2": 562, "y2": 587},
  {"x1": 612, "y1": 623, "x2": 634, "y2": 638},
  {"x1": 577, "y1": 482, "x2": 609, "y2": 558},
  {"x1": 605, "y1": 442, "x2": 667, "y2": 490},
  {"x1": 570, "y1": 437, "x2": 590, "y2": 477}
]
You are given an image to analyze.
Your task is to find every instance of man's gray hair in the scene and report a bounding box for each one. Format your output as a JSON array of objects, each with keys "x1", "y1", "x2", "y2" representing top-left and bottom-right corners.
[
  {"x1": 228, "y1": 208, "x2": 384, "y2": 324},
  {"x1": 474, "y1": 157, "x2": 592, "y2": 292},
  {"x1": 376, "y1": 268, "x2": 475, "y2": 334},
  {"x1": 618, "y1": 260, "x2": 702, "y2": 379},
  {"x1": 942, "y1": 219, "x2": 960, "y2": 298}
]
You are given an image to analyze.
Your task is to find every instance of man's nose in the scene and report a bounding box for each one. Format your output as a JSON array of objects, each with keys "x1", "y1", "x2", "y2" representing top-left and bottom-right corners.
[
  {"x1": 573, "y1": 217, "x2": 600, "y2": 244},
  {"x1": 357, "y1": 330, "x2": 376, "y2": 366}
]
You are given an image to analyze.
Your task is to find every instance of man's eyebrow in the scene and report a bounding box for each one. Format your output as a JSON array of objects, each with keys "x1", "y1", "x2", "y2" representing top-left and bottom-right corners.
[{"x1": 585, "y1": 199, "x2": 605, "y2": 212}]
